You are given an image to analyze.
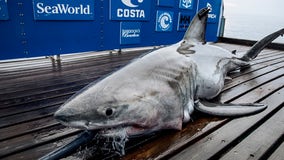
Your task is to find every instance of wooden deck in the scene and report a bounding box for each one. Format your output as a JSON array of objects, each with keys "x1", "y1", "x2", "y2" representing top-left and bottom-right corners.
[{"x1": 0, "y1": 43, "x2": 283, "y2": 160}]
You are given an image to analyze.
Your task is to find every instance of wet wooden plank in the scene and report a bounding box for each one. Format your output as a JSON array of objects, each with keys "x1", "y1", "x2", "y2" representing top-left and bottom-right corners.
[
  {"x1": 0, "y1": 49, "x2": 144, "y2": 84},
  {"x1": 268, "y1": 141, "x2": 284, "y2": 160},
  {"x1": 0, "y1": 105, "x2": 58, "y2": 128},
  {"x1": 220, "y1": 107, "x2": 284, "y2": 160},
  {"x1": 232, "y1": 76, "x2": 284, "y2": 103},
  {"x1": 2, "y1": 135, "x2": 77, "y2": 160},
  {"x1": 224, "y1": 61, "x2": 284, "y2": 90},
  {"x1": 0, "y1": 85, "x2": 85, "y2": 108},
  {"x1": 0, "y1": 96, "x2": 68, "y2": 118},
  {"x1": 250, "y1": 53, "x2": 284, "y2": 65},
  {"x1": 230, "y1": 58, "x2": 284, "y2": 79},
  {"x1": 220, "y1": 69, "x2": 284, "y2": 103},
  {"x1": 0, "y1": 50, "x2": 144, "y2": 77},
  {"x1": 0, "y1": 55, "x2": 136, "y2": 93},
  {"x1": 123, "y1": 118, "x2": 226, "y2": 160},
  {"x1": 0, "y1": 127, "x2": 79, "y2": 159},
  {"x1": 0, "y1": 117, "x2": 57, "y2": 141},
  {"x1": 169, "y1": 87, "x2": 284, "y2": 160}
]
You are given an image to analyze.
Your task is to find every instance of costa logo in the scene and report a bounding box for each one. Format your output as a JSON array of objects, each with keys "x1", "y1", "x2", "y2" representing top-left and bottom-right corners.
[
  {"x1": 121, "y1": 0, "x2": 144, "y2": 7},
  {"x1": 110, "y1": 0, "x2": 151, "y2": 21}
]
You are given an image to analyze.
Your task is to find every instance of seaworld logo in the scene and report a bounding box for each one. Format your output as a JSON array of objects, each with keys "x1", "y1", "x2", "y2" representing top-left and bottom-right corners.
[
  {"x1": 110, "y1": 0, "x2": 150, "y2": 21},
  {"x1": 33, "y1": 0, "x2": 94, "y2": 20},
  {"x1": 35, "y1": 3, "x2": 91, "y2": 15}
]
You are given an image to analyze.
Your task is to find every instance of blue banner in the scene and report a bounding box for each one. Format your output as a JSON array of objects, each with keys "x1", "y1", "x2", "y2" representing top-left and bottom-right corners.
[
  {"x1": 33, "y1": 0, "x2": 95, "y2": 20},
  {"x1": 0, "y1": 0, "x2": 9, "y2": 20},
  {"x1": 177, "y1": 12, "x2": 191, "y2": 31},
  {"x1": 155, "y1": 10, "x2": 174, "y2": 32},
  {"x1": 120, "y1": 22, "x2": 141, "y2": 45},
  {"x1": 110, "y1": 0, "x2": 151, "y2": 21},
  {"x1": 157, "y1": 0, "x2": 174, "y2": 7},
  {"x1": 179, "y1": 0, "x2": 194, "y2": 10}
]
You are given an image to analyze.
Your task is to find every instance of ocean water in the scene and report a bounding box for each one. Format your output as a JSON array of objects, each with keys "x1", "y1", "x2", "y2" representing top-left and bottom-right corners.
[{"x1": 224, "y1": 14, "x2": 284, "y2": 44}]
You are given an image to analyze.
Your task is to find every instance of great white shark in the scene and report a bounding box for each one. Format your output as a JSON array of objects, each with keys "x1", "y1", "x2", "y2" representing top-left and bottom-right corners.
[{"x1": 41, "y1": 7, "x2": 284, "y2": 159}]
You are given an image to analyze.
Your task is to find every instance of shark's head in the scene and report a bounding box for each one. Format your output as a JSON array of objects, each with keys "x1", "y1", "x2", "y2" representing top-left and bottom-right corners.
[
  {"x1": 54, "y1": 74, "x2": 183, "y2": 137},
  {"x1": 54, "y1": 8, "x2": 211, "y2": 138}
]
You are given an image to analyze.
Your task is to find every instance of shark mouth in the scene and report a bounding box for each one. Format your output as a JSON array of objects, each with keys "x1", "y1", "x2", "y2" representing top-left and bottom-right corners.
[
  {"x1": 59, "y1": 120, "x2": 146, "y2": 156},
  {"x1": 82, "y1": 123, "x2": 150, "y2": 156},
  {"x1": 59, "y1": 119, "x2": 149, "y2": 137}
]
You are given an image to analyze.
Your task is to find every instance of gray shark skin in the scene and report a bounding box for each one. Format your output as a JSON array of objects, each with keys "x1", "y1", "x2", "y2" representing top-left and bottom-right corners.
[{"x1": 54, "y1": 8, "x2": 283, "y2": 138}]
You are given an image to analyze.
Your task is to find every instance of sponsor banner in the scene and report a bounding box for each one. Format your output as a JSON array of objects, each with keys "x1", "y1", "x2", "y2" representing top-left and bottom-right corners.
[
  {"x1": 110, "y1": 0, "x2": 151, "y2": 21},
  {"x1": 179, "y1": 0, "x2": 194, "y2": 10},
  {"x1": 157, "y1": 0, "x2": 174, "y2": 7},
  {"x1": 198, "y1": 0, "x2": 219, "y2": 23},
  {"x1": 120, "y1": 22, "x2": 141, "y2": 45},
  {"x1": 206, "y1": 2, "x2": 218, "y2": 23},
  {"x1": 177, "y1": 12, "x2": 191, "y2": 31},
  {"x1": 0, "y1": 0, "x2": 9, "y2": 20},
  {"x1": 33, "y1": 0, "x2": 94, "y2": 20},
  {"x1": 155, "y1": 10, "x2": 173, "y2": 32}
]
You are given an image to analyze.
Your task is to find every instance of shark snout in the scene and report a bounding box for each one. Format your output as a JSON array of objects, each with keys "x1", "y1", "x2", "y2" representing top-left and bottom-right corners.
[
  {"x1": 54, "y1": 106, "x2": 79, "y2": 123},
  {"x1": 54, "y1": 109, "x2": 71, "y2": 123},
  {"x1": 54, "y1": 110, "x2": 69, "y2": 123},
  {"x1": 54, "y1": 107, "x2": 91, "y2": 129}
]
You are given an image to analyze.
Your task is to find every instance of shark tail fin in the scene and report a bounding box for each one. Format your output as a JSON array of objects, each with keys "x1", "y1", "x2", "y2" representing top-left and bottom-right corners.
[
  {"x1": 195, "y1": 100, "x2": 267, "y2": 117},
  {"x1": 183, "y1": 7, "x2": 210, "y2": 43},
  {"x1": 241, "y1": 28, "x2": 284, "y2": 61}
]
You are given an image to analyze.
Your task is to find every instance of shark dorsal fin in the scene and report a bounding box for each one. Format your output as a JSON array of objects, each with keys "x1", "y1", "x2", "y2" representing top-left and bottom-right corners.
[
  {"x1": 177, "y1": 8, "x2": 210, "y2": 55},
  {"x1": 183, "y1": 7, "x2": 210, "y2": 43}
]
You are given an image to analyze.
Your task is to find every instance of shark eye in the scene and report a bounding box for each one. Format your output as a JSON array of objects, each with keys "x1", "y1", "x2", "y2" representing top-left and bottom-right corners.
[{"x1": 105, "y1": 108, "x2": 113, "y2": 116}]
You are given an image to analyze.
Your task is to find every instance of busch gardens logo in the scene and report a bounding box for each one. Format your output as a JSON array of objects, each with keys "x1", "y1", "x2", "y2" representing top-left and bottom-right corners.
[
  {"x1": 33, "y1": 0, "x2": 94, "y2": 20},
  {"x1": 122, "y1": 29, "x2": 140, "y2": 38},
  {"x1": 120, "y1": 22, "x2": 141, "y2": 45}
]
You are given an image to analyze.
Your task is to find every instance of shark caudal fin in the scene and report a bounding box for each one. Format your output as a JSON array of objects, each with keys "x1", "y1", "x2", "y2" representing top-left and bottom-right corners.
[
  {"x1": 195, "y1": 100, "x2": 267, "y2": 117},
  {"x1": 241, "y1": 28, "x2": 284, "y2": 61},
  {"x1": 183, "y1": 7, "x2": 210, "y2": 43}
]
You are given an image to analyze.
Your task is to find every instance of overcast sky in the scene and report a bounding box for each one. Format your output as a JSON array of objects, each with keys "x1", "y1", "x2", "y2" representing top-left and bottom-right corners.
[
  {"x1": 223, "y1": 0, "x2": 284, "y2": 43},
  {"x1": 224, "y1": 0, "x2": 283, "y2": 17}
]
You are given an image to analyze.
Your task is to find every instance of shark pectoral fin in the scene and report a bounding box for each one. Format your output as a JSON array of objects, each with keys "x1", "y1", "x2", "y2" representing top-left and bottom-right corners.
[
  {"x1": 183, "y1": 100, "x2": 195, "y2": 123},
  {"x1": 195, "y1": 100, "x2": 267, "y2": 117}
]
